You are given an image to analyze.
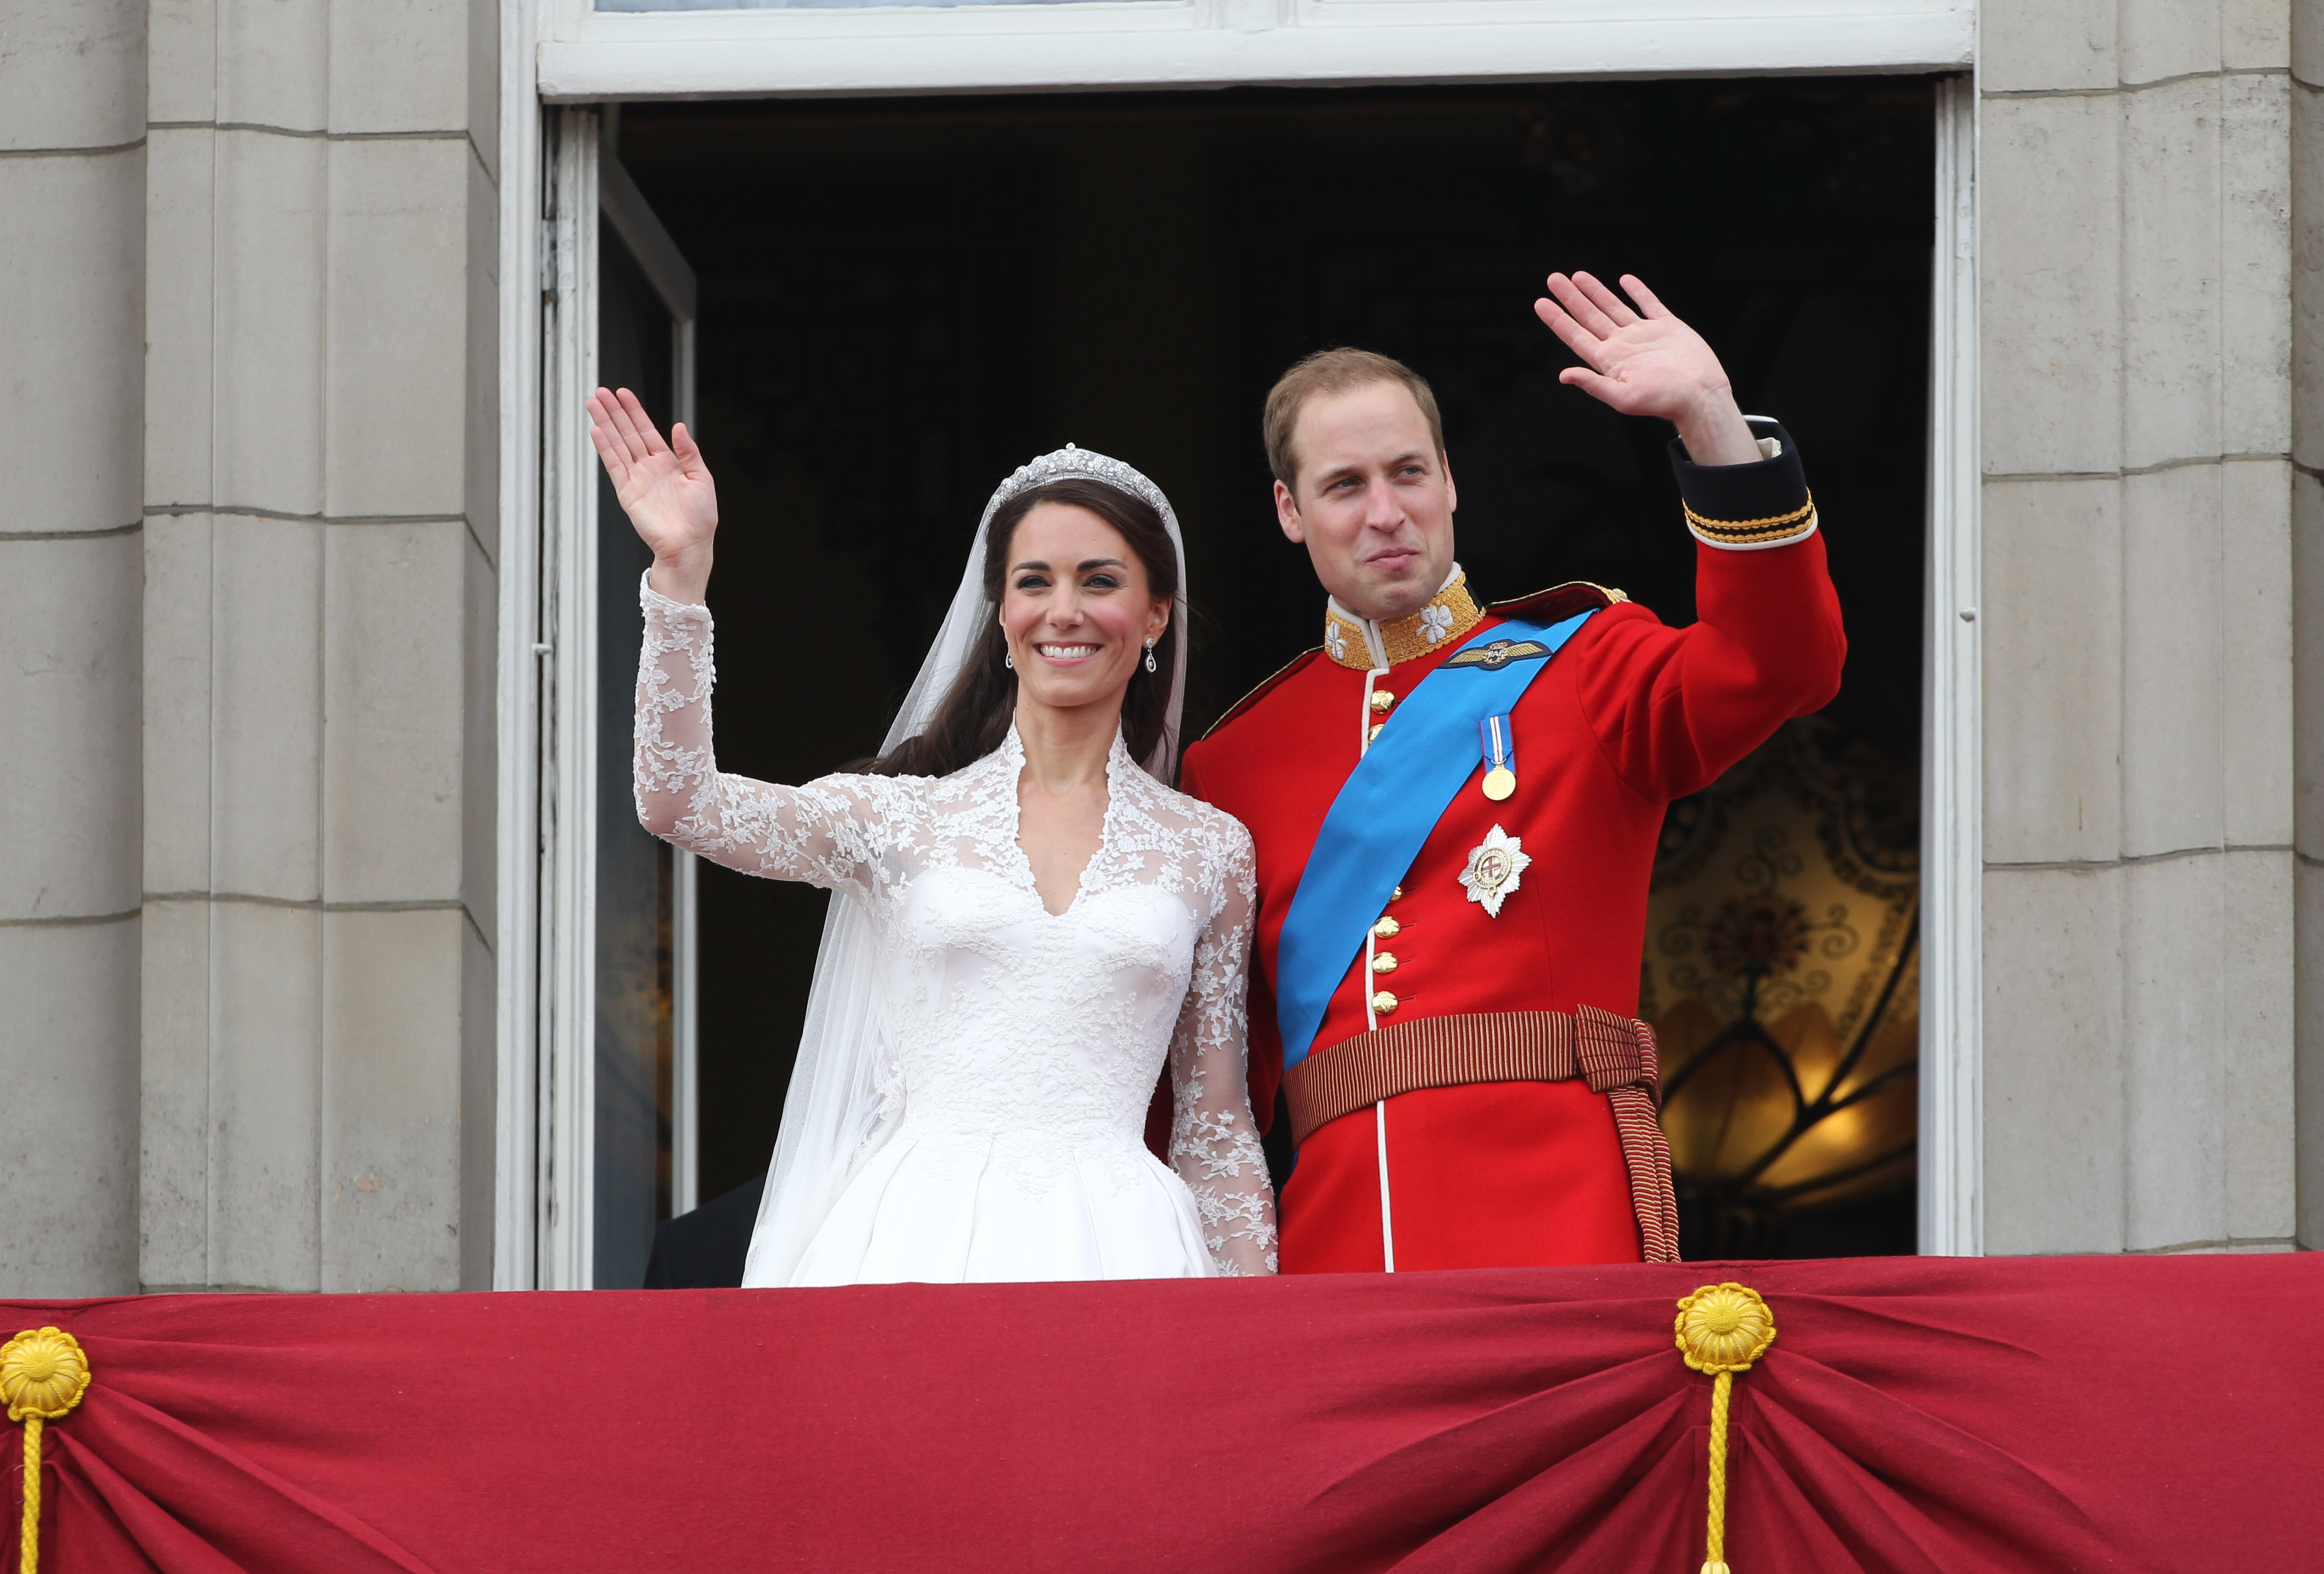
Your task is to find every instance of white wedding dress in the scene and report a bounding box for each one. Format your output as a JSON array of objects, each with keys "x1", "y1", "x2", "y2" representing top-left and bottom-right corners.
[{"x1": 636, "y1": 582, "x2": 1278, "y2": 1283}]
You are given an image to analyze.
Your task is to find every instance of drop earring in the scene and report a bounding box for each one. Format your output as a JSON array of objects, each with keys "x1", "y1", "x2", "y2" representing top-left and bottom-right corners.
[{"x1": 1144, "y1": 639, "x2": 1158, "y2": 674}]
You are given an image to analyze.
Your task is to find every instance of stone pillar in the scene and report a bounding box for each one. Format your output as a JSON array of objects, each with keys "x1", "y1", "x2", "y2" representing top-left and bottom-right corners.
[
  {"x1": 139, "y1": 0, "x2": 499, "y2": 1292},
  {"x1": 0, "y1": 1, "x2": 148, "y2": 1296},
  {"x1": 1980, "y1": 0, "x2": 2299, "y2": 1254},
  {"x1": 2292, "y1": 0, "x2": 2324, "y2": 1249}
]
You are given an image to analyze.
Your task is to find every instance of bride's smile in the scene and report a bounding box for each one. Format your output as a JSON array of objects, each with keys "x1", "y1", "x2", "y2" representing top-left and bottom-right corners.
[{"x1": 1000, "y1": 500, "x2": 1170, "y2": 712}]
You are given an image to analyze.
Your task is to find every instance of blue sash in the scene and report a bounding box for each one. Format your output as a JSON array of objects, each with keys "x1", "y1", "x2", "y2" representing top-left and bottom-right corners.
[{"x1": 1274, "y1": 610, "x2": 1594, "y2": 1072}]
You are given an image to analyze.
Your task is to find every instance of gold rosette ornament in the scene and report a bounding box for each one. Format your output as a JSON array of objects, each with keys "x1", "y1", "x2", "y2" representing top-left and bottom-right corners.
[
  {"x1": 1675, "y1": 1284, "x2": 1776, "y2": 1574},
  {"x1": 4, "y1": 1326, "x2": 92, "y2": 1574}
]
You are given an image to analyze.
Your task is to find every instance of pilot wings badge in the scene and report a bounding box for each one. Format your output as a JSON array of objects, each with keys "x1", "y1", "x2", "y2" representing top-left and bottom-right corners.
[{"x1": 1459, "y1": 824, "x2": 1531, "y2": 918}]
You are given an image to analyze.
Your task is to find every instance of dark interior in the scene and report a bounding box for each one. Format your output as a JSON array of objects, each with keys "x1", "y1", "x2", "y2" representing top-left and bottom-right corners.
[{"x1": 611, "y1": 77, "x2": 1936, "y2": 1255}]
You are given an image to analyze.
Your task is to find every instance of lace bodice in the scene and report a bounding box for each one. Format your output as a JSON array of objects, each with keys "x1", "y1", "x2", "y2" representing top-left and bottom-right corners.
[{"x1": 635, "y1": 581, "x2": 1277, "y2": 1276}]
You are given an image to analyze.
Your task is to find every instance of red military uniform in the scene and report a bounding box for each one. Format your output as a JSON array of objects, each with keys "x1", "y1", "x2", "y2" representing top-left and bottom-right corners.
[{"x1": 1180, "y1": 420, "x2": 1844, "y2": 1273}]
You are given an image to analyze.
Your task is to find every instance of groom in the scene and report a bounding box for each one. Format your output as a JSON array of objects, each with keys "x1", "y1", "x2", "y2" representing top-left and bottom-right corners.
[{"x1": 1179, "y1": 272, "x2": 1845, "y2": 1271}]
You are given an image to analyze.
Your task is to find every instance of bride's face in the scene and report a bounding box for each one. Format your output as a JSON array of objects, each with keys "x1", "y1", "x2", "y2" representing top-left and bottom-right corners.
[{"x1": 999, "y1": 502, "x2": 1170, "y2": 716}]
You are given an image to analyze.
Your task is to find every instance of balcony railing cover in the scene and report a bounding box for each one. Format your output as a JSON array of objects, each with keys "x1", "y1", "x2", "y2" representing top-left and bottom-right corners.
[{"x1": 4, "y1": 1254, "x2": 2313, "y2": 1571}]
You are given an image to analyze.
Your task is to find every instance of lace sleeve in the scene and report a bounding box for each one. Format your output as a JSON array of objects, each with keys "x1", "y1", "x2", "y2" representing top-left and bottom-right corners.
[
  {"x1": 634, "y1": 574, "x2": 891, "y2": 898},
  {"x1": 1167, "y1": 820, "x2": 1278, "y2": 1276}
]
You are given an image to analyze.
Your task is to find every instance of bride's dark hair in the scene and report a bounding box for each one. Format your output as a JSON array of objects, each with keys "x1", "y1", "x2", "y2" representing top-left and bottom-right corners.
[{"x1": 863, "y1": 477, "x2": 1181, "y2": 780}]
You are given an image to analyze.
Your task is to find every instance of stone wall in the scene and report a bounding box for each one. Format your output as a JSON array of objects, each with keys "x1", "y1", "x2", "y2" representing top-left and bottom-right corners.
[
  {"x1": 1980, "y1": 0, "x2": 2305, "y2": 1253},
  {"x1": 0, "y1": 0, "x2": 148, "y2": 1297},
  {"x1": 2295, "y1": 1, "x2": 2324, "y2": 1250},
  {"x1": 134, "y1": 0, "x2": 500, "y2": 1292}
]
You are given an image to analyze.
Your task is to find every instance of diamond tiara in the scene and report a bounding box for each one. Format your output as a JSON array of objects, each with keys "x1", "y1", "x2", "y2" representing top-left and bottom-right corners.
[{"x1": 976, "y1": 443, "x2": 1177, "y2": 534}]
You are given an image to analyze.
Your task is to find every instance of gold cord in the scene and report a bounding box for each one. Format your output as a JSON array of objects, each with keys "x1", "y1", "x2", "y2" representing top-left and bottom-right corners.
[
  {"x1": 1704, "y1": 1371, "x2": 1733, "y2": 1572},
  {"x1": 1681, "y1": 496, "x2": 1816, "y2": 533},
  {"x1": 19, "y1": 1418, "x2": 39, "y2": 1574},
  {"x1": 4, "y1": 1327, "x2": 91, "y2": 1574},
  {"x1": 1674, "y1": 1285, "x2": 1774, "y2": 1574}
]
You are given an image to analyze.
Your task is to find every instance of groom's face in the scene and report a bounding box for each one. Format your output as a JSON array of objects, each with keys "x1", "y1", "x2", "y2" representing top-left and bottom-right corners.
[{"x1": 1274, "y1": 381, "x2": 1457, "y2": 623}]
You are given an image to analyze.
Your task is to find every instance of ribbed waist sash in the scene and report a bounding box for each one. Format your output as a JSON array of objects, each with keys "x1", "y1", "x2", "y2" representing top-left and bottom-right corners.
[{"x1": 1281, "y1": 1007, "x2": 1680, "y2": 1263}]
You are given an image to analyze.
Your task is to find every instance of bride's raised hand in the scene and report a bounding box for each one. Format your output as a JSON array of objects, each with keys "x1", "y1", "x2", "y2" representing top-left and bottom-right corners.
[{"x1": 587, "y1": 385, "x2": 718, "y2": 602}]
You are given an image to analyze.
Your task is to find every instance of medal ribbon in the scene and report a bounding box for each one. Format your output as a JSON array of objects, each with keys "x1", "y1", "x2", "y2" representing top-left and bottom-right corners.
[{"x1": 1480, "y1": 714, "x2": 1514, "y2": 779}]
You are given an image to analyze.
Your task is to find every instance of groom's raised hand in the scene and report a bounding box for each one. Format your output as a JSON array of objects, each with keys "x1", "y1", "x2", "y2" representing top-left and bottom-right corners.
[{"x1": 1533, "y1": 272, "x2": 1763, "y2": 467}]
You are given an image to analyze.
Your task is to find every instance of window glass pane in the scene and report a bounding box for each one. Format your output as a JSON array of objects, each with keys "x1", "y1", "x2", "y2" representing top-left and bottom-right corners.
[{"x1": 595, "y1": 216, "x2": 679, "y2": 1290}]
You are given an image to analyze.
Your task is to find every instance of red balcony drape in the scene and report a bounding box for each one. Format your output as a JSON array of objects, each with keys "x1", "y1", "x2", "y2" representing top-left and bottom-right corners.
[{"x1": 5, "y1": 1254, "x2": 2314, "y2": 1572}]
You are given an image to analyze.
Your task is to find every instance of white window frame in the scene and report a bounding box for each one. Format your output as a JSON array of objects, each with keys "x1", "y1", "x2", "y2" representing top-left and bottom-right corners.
[
  {"x1": 535, "y1": 0, "x2": 1970, "y2": 100},
  {"x1": 499, "y1": 97, "x2": 702, "y2": 1290},
  {"x1": 494, "y1": 0, "x2": 1983, "y2": 1285},
  {"x1": 598, "y1": 144, "x2": 704, "y2": 1241},
  {"x1": 1919, "y1": 71, "x2": 1980, "y2": 1257}
]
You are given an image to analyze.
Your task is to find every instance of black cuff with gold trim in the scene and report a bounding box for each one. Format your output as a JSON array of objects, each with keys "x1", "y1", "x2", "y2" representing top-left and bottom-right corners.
[{"x1": 1668, "y1": 417, "x2": 1817, "y2": 552}]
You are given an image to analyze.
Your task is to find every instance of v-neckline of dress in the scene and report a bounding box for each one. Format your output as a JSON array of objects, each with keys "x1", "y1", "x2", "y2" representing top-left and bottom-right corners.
[{"x1": 1002, "y1": 724, "x2": 1126, "y2": 919}]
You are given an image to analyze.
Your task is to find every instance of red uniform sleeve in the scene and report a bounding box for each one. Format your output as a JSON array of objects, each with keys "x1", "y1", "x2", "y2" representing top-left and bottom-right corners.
[
  {"x1": 1241, "y1": 957, "x2": 1284, "y2": 1136},
  {"x1": 1565, "y1": 419, "x2": 1846, "y2": 803},
  {"x1": 1178, "y1": 742, "x2": 1283, "y2": 1135},
  {"x1": 1177, "y1": 745, "x2": 1205, "y2": 807}
]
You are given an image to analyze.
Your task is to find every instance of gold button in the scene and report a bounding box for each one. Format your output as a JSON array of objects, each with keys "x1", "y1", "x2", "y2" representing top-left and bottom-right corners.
[
  {"x1": 1371, "y1": 952, "x2": 1398, "y2": 974},
  {"x1": 1372, "y1": 916, "x2": 1401, "y2": 940},
  {"x1": 1391, "y1": 886, "x2": 1404, "y2": 901},
  {"x1": 1370, "y1": 689, "x2": 1395, "y2": 713},
  {"x1": 1371, "y1": 990, "x2": 1399, "y2": 1015},
  {"x1": 1367, "y1": 722, "x2": 1384, "y2": 742}
]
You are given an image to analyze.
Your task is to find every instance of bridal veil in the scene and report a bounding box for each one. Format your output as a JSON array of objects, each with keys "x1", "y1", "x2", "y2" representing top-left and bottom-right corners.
[{"x1": 740, "y1": 446, "x2": 1192, "y2": 1287}]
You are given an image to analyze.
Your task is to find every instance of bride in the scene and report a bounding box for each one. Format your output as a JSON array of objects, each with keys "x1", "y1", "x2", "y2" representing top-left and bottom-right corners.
[{"x1": 588, "y1": 387, "x2": 1278, "y2": 1284}]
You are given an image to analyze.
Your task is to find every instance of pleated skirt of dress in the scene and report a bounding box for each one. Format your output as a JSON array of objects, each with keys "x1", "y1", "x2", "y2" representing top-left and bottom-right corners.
[{"x1": 782, "y1": 1126, "x2": 1216, "y2": 1286}]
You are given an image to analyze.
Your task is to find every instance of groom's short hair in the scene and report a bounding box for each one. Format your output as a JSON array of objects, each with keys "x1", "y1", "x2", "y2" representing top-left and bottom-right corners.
[{"x1": 1264, "y1": 348, "x2": 1446, "y2": 493}]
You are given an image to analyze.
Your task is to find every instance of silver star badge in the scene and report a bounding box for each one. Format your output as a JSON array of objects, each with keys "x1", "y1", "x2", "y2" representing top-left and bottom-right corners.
[{"x1": 1459, "y1": 824, "x2": 1531, "y2": 918}]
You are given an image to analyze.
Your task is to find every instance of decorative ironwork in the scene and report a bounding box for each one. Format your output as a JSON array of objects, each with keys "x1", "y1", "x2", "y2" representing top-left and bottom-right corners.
[{"x1": 1646, "y1": 716, "x2": 1919, "y2": 1258}]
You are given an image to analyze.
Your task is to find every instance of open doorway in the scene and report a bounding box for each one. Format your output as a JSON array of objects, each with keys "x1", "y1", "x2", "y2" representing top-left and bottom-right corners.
[{"x1": 608, "y1": 77, "x2": 1935, "y2": 1263}]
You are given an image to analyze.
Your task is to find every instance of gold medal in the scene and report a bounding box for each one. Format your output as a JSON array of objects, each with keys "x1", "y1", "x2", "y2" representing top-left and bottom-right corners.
[{"x1": 1478, "y1": 714, "x2": 1516, "y2": 802}]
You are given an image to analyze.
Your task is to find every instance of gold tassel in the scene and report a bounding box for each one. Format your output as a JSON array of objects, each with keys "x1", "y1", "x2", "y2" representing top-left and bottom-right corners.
[
  {"x1": 1675, "y1": 1284, "x2": 1776, "y2": 1574},
  {"x1": 3, "y1": 1327, "x2": 92, "y2": 1574}
]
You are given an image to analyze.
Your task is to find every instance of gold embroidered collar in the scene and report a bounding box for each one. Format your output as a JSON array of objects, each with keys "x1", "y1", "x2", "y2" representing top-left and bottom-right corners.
[{"x1": 1322, "y1": 569, "x2": 1484, "y2": 670}]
